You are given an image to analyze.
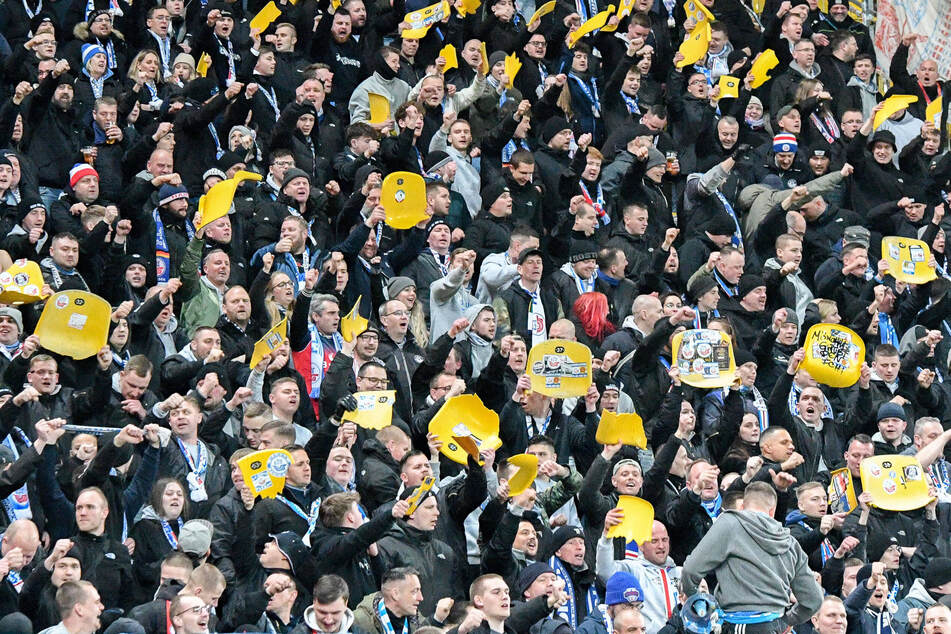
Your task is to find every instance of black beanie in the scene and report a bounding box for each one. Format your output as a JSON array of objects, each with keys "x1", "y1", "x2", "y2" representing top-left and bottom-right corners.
[
  {"x1": 687, "y1": 274, "x2": 717, "y2": 303},
  {"x1": 541, "y1": 118, "x2": 571, "y2": 144},
  {"x1": 924, "y1": 558, "x2": 951, "y2": 589},
  {"x1": 737, "y1": 274, "x2": 766, "y2": 299}
]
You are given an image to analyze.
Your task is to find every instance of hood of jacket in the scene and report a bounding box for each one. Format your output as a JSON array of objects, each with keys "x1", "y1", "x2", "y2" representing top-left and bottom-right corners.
[
  {"x1": 362, "y1": 437, "x2": 400, "y2": 470},
  {"x1": 303, "y1": 605, "x2": 356, "y2": 634},
  {"x1": 729, "y1": 509, "x2": 792, "y2": 556}
]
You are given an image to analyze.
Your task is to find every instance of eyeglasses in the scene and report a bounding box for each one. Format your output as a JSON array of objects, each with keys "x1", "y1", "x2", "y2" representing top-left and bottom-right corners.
[
  {"x1": 360, "y1": 376, "x2": 387, "y2": 386},
  {"x1": 356, "y1": 333, "x2": 379, "y2": 341},
  {"x1": 175, "y1": 605, "x2": 211, "y2": 617},
  {"x1": 432, "y1": 385, "x2": 453, "y2": 393},
  {"x1": 92, "y1": 15, "x2": 113, "y2": 23},
  {"x1": 688, "y1": 79, "x2": 707, "y2": 86},
  {"x1": 385, "y1": 310, "x2": 410, "y2": 317},
  {"x1": 528, "y1": 40, "x2": 546, "y2": 47},
  {"x1": 273, "y1": 160, "x2": 295, "y2": 167},
  {"x1": 272, "y1": 280, "x2": 292, "y2": 290}
]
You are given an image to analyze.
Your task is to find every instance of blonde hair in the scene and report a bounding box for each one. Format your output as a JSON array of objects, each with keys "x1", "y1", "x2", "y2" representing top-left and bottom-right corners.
[
  {"x1": 815, "y1": 298, "x2": 838, "y2": 322},
  {"x1": 265, "y1": 271, "x2": 295, "y2": 329},
  {"x1": 127, "y1": 50, "x2": 164, "y2": 84}
]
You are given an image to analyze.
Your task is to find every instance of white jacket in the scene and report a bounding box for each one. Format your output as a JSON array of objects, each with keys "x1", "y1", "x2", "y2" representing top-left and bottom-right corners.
[{"x1": 596, "y1": 537, "x2": 681, "y2": 634}]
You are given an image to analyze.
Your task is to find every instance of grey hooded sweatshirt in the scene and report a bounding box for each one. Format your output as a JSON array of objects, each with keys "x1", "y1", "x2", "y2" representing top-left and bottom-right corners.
[{"x1": 681, "y1": 509, "x2": 823, "y2": 626}]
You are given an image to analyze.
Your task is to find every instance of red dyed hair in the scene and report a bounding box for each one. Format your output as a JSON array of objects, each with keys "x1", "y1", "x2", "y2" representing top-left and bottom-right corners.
[{"x1": 573, "y1": 292, "x2": 615, "y2": 342}]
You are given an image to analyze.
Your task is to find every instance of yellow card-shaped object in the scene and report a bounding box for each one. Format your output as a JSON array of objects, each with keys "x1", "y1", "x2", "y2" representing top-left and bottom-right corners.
[
  {"x1": 676, "y1": 21, "x2": 711, "y2": 68},
  {"x1": 237, "y1": 449, "x2": 293, "y2": 498},
  {"x1": 749, "y1": 49, "x2": 779, "y2": 88},
  {"x1": 873, "y1": 95, "x2": 918, "y2": 129},
  {"x1": 529, "y1": 0, "x2": 555, "y2": 23},
  {"x1": 828, "y1": 467, "x2": 858, "y2": 514},
  {"x1": 613, "y1": 0, "x2": 636, "y2": 22},
  {"x1": 249, "y1": 318, "x2": 286, "y2": 369},
  {"x1": 458, "y1": 0, "x2": 481, "y2": 15},
  {"x1": 404, "y1": 475, "x2": 436, "y2": 515},
  {"x1": 800, "y1": 324, "x2": 865, "y2": 388},
  {"x1": 0, "y1": 259, "x2": 45, "y2": 304},
  {"x1": 197, "y1": 53, "x2": 211, "y2": 78},
  {"x1": 717, "y1": 74, "x2": 739, "y2": 99},
  {"x1": 504, "y1": 53, "x2": 521, "y2": 89},
  {"x1": 568, "y1": 5, "x2": 615, "y2": 48},
  {"x1": 479, "y1": 41, "x2": 489, "y2": 75},
  {"x1": 596, "y1": 411, "x2": 647, "y2": 448},
  {"x1": 342, "y1": 390, "x2": 397, "y2": 430},
  {"x1": 368, "y1": 92, "x2": 390, "y2": 125},
  {"x1": 402, "y1": 0, "x2": 450, "y2": 37},
  {"x1": 671, "y1": 329, "x2": 735, "y2": 388},
  {"x1": 249, "y1": 1, "x2": 281, "y2": 32},
  {"x1": 860, "y1": 455, "x2": 934, "y2": 512},
  {"x1": 402, "y1": 26, "x2": 428, "y2": 38},
  {"x1": 381, "y1": 171, "x2": 429, "y2": 229},
  {"x1": 926, "y1": 95, "x2": 942, "y2": 127},
  {"x1": 606, "y1": 495, "x2": 654, "y2": 544},
  {"x1": 36, "y1": 291, "x2": 111, "y2": 360},
  {"x1": 527, "y1": 339, "x2": 593, "y2": 397},
  {"x1": 882, "y1": 236, "x2": 937, "y2": 284},
  {"x1": 197, "y1": 170, "x2": 263, "y2": 229},
  {"x1": 683, "y1": 0, "x2": 714, "y2": 23},
  {"x1": 340, "y1": 297, "x2": 369, "y2": 342},
  {"x1": 507, "y1": 453, "x2": 539, "y2": 496},
  {"x1": 429, "y1": 394, "x2": 502, "y2": 465},
  {"x1": 817, "y1": 0, "x2": 827, "y2": 11},
  {"x1": 439, "y1": 44, "x2": 458, "y2": 72}
]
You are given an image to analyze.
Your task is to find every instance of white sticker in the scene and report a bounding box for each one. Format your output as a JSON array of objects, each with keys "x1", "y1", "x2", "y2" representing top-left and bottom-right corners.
[{"x1": 67, "y1": 313, "x2": 88, "y2": 330}]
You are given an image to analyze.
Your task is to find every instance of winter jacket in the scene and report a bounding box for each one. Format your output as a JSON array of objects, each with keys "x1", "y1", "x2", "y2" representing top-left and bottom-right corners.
[
  {"x1": 353, "y1": 592, "x2": 423, "y2": 634},
  {"x1": 310, "y1": 500, "x2": 398, "y2": 608},
  {"x1": 356, "y1": 437, "x2": 401, "y2": 514},
  {"x1": 595, "y1": 536, "x2": 681, "y2": 634},
  {"x1": 377, "y1": 521, "x2": 464, "y2": 615}
]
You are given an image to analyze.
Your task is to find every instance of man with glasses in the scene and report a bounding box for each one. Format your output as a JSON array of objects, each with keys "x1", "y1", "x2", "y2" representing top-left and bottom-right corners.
[
  {"x1": 169, "y1": 593, "x2": 213, "y2": 634},
  {"x1": 377, "y1": 299, "x2": 424, "y2": 424},
  {"x1": 140, "y1": 6, "x2": 182, "y2": 80},
  {"x1": 63, "y1": 10, "x2": 127, "y2": 75},
  {"x1": 515, "y1": 30, "x2": 552, "y2": 100}
]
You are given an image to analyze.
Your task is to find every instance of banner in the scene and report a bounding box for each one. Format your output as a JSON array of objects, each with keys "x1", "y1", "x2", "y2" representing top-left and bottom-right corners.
[{"x1": 876, "y1": 0, "x2": 951, "y2": 81}]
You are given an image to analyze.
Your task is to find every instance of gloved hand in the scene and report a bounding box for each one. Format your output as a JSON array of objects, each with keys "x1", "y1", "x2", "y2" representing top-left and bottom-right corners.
[
  {"x1": 730, "y1": 143, "x2": 754, "y2": 162},
  {"x1": 335, "y1": 394, "x2": 359, "y2": 419}
]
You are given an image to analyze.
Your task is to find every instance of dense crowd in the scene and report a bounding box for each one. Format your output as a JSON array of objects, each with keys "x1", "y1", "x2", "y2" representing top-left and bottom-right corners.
[{"x1": 2, "y1": 0, "x2": 951, "y2": 632}]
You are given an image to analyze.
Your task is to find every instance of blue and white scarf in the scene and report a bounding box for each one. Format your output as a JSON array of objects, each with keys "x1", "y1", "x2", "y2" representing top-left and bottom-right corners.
[
  {"x1": 1, "y1": 428, "x2": 31, "y2": 522},
  {"x1": 549, "y1": 556, "x2": 599, "y2": 628},
  {"x1": 153, "y1": 207, "x2": 195, "y2": 283},
  {"x1": 306, "y1": 324, "x2": 343, "y2": 399},
  {"x1": 275, "y1": 492, "x2": 321, "y2": 546}
]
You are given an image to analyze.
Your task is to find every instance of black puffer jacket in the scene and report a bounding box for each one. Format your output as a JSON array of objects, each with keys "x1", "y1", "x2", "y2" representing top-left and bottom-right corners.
[
  {"x1": 377, "y1": 521, "x2": 464, "y2": 615},
  {"x1": 311, "y1": 500, "x2": 398, "y2": 608},
  {"x1": 356, "y1": 437, "x2": 401, "y2": 514}
]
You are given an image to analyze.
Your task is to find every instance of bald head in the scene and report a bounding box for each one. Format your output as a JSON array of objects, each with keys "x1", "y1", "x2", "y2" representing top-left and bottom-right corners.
[
  {"x1": 147, "y1": 149, "x2": 174, "y2": 177},
  {"x1": 2, "y1": 519, "x2": 40, "y2": 568}
]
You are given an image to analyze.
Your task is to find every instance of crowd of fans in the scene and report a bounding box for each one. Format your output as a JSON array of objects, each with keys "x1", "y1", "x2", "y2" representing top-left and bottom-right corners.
[{"x1": 2, "y1": 0, "x2": 951, "y2": 632}]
